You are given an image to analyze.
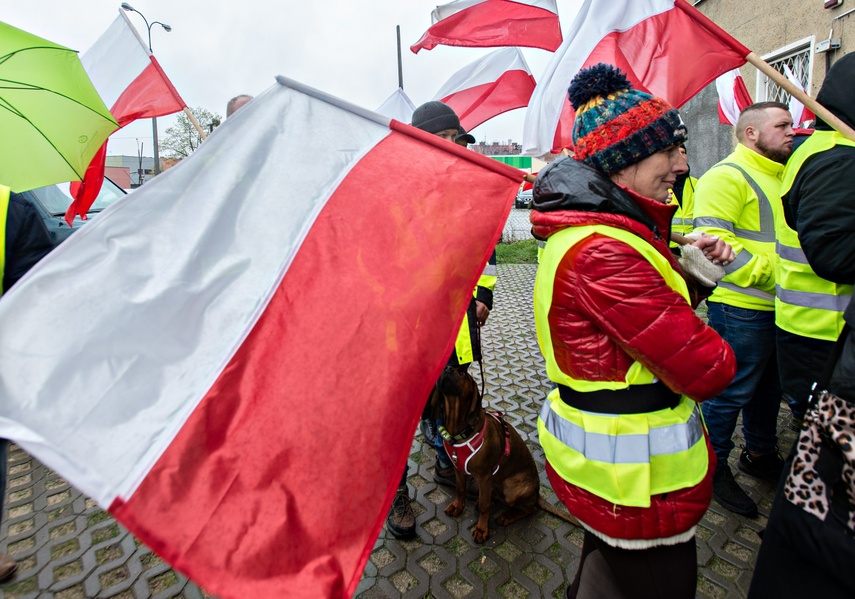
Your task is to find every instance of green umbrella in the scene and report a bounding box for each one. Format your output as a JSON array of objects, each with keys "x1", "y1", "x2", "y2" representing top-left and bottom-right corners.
[{"x1": 0, "y1": 22, "x2": 118, "y2": 192}]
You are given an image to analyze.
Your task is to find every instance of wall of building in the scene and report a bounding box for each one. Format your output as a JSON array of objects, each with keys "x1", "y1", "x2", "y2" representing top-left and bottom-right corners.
[{"x1": 684, "y1": 0, "x2": 855, "y2": 175}]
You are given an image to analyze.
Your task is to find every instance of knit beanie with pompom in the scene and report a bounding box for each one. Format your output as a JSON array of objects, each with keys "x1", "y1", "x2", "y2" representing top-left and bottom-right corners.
[{"x1": 568, "y1": 64, "x2": 687, "y2": 174}]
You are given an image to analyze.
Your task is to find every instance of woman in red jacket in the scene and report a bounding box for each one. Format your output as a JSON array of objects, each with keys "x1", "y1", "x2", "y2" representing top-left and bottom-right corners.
[{"x1": 532, "y1": 64, "x2": 737, "y2": 599}]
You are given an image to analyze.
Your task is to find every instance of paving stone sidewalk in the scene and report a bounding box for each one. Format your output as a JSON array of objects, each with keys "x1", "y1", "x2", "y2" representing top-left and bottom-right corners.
[{"x1": 0, "y1": 211, "x2": 795, "y2": 598}]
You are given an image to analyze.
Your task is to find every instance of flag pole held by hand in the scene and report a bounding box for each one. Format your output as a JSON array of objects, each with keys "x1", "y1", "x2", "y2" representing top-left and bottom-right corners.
[{"x1": 745, "y1": 52, "x2": 855, "y2": 142}]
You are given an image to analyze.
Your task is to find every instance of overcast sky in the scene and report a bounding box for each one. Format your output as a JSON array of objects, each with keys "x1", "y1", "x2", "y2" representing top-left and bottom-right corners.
[{"x1": 4, "y1": 0, "x2": 583, "y2": 157}]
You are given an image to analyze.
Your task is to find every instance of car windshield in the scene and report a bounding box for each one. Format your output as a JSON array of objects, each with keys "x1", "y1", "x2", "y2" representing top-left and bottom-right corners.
[{"x1": 29, "y1": 179, "x2": 126, "y2": 217}]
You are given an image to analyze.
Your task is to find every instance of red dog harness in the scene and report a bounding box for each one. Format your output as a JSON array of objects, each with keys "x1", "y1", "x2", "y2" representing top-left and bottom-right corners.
[{"x1": 442, "y1": 411, "x2": 512, "y2": 475}]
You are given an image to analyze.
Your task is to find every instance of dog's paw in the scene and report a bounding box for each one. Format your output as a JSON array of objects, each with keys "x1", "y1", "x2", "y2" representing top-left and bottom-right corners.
[
  {"x1": 472, "y1": 526, "x2": 490, "y2": 544},
  {"x1": 445, "y1": 501, "x2": 465, "y2": 518}
]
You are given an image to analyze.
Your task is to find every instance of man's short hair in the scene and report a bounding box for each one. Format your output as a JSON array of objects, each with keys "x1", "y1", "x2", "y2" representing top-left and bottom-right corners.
[
  {"x1": 736, "y1": 101, "x2": 790, "y2": 142},
  {"x1": 226, "y1": 94, "x2": 253, "y2": 117}
]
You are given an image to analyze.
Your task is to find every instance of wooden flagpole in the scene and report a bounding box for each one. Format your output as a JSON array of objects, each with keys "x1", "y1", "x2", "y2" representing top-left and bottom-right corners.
[
  {"x1": 184, "y1": 107, "x2": 207, "y2": 140},
  {"x1": 745, "y1": 51, "x2": 855, "y2": 142}
]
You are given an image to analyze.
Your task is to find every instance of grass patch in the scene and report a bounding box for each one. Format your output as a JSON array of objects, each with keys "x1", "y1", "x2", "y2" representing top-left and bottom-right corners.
[{"x1": 497, "y1": 238, "x2": 538, "y2": 264}]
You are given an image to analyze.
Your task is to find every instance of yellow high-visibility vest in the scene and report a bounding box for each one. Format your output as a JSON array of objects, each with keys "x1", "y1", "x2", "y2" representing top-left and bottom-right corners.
[
  {"x1": 0, "y1": 185, "x2": 9, "y2": 296},
  {"x1": 453, "y1": 260, "x2": 496, "y2": 364},
  {"x1": 668, "y1": 176, "x2": 696, "y2": 248},
  {"x1": 775, "y1": 131, "x2": 854, "y2": 341},
  {"x1": 535, "y1": 224, "x2": 708, "y2": 507}
]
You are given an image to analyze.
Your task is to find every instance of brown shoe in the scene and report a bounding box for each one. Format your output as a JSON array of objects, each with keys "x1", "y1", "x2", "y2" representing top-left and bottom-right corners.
[{"x1": 0, "y1": 552, "x2": 17, "y2": 582}]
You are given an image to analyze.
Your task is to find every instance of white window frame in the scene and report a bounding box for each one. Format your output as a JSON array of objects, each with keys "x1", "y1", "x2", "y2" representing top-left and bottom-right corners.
[{"x1": 756, "y1": 36, "x2": 815, "y2": 104}]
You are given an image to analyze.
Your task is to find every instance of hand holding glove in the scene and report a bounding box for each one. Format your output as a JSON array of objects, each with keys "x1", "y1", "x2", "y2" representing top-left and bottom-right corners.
[{"x1": 677, "y1": 232, "x2": 730, "y2": 287}]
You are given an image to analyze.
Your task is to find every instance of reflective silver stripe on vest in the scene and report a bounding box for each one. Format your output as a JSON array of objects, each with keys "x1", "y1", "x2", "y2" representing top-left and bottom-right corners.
[
  {"x1": 482, "y1": 264, "x2": 497, "y2": 277},
  {"x1": 694, "y1": 163, "x2": 775, "y2": 242},
  {"x1": 671, "y1": 218, "x2": 693, "y2": 226},
  {"x1": 723, "y1": 248, "x2": 753, "y2": 274},
  {"x1": 539, "y1": 400, "x2": 703, "y2": 464},
  {"x1": 537, "y1": 239, "x2": 546, "y2": 249},
  {"x1": 776, "y1": 241, "x2": 808, "y2": 265},
  {"x1": 776, "y1": 285, "x2": 852, "y2": 312},
  {"x1": 717, "y1": 281, "x2": 775, "y2": 302}
]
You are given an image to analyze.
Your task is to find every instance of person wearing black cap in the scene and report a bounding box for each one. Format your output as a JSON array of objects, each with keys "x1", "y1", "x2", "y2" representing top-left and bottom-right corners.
[{"x1": 385, "y1": 101, "x2": 497, "y2": 539}]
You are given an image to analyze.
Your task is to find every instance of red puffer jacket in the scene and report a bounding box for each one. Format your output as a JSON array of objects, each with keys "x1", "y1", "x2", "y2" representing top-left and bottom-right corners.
[{"x1": 531, "y1": 157, "x2": 736, "y2": 544}]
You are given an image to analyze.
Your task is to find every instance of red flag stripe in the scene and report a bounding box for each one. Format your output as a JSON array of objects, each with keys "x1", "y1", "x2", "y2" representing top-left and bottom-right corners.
[
  {"x1": 411, "y1": 0, "x2": 561, "y2": 53},
  {"x1": 441, "y1": 69, "x2": 537, "y2": 131}
]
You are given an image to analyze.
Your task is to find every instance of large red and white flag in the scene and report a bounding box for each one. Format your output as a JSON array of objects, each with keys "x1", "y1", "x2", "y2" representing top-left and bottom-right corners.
[
  {"x1": 411, "y1": 0, "x2": 562, "y2": 54},
  {"x1": 376, "y1": 87, "x2": 416, "y2": 123},
  {"x1": 716, "y1": 68, "x2": 753, "y2": 125},
  {"x1": 66, "y1": 9, "x2": 187, "y2": 224},
  {"x1": 522, "y1": 0, "x2": 750, "y2": 156},
  {"x1": 0, "y1": 76, "x2": 522, "y2": 599},
  {"x1": 433, "y1": 47, "x2": 536, "y2": 131},
  {"x1": 782, "y1": 63, "x2": 815, "y2": 127}
]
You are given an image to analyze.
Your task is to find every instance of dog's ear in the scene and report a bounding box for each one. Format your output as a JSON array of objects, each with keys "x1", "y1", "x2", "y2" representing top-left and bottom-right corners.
[
  {"x1": 466, "y1": 372, "x2": 481, "y2": 421},
  {"x1": 429, "y1": 385, "x2": 443, "y2": 421}
]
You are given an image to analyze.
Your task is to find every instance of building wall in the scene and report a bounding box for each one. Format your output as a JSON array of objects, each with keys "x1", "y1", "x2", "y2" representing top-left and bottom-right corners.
[{"x1": 684, "y1": 0, "x2": 855, "y2": 175}]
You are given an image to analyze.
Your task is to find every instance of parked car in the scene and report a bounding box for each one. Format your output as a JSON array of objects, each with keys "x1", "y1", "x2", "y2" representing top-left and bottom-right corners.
[
  {"x1": 514, "y1": 187, "x2": 533, "y2": 209},
  {"x1": 14, "y1": 177, "x2": 127, "y2": 249}
]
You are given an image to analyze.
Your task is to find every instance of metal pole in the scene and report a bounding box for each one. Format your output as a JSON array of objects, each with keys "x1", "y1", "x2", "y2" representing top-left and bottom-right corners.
[
  {"x1": 396, "y1": 25, "x2": 404, "y2": 90},
  {"x1": 152, "y1": 117, "x2": 161, "y2": 175}
]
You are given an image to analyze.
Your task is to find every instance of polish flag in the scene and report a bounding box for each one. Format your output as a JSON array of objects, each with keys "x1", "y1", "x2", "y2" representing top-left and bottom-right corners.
[
  {"x1": 433, "y1": 47, "x2": 536, "y2": 131},
  {"x1": 522, "y1": 0, "x2": 750, "y2": 156},
  {"x1": 782, "y1": 63, "x2": 815, "y2": 127},
  {"x1": 411, "y1": 0, "x2": 562, "y2": 54},
  {"x1": 716, "y1": 68, "x2": 753, "y2": 125},
  {"x1": 376, "y1": 87, "x2": 416, "y2": 123},
  {"x1": 66, "y1": 9, "x2": 187, "y2": 224},
  {"x1": 0, "y1": 77, "x2": 523, "y2": 599}
]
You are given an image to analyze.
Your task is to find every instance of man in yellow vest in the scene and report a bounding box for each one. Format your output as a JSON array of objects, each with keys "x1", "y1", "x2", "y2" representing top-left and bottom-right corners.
[
  {"x1": 751, "y1": 53, "x2": 855, "y2": 599},
  {"x1": 668, "y1": 144, "x2": 697, "y2": 254},
  {"x1": 693, "y1": 102, "x2": 795, "y2": 517},
  {"x1": 0, "y1": 184, "x2": 54, "y2": 581},
  {"x1": 774, "y1": 56, "x2": 855, "y2": 441}
]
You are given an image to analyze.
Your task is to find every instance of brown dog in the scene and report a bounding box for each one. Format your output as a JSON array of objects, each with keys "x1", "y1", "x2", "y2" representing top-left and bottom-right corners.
[{"x1": 431, "y1": 367, "x2": 578, "y2": 543}]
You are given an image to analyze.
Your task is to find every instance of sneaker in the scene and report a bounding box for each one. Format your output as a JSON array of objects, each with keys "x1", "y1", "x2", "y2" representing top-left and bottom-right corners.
[
  {"x1": 712, "y1": 466, "x2": 758, "y2": 517},
  {"x1": 419, "y1": 418, "x2": 439, "y2": 446},
  {"x1": 386, "y1": 486, "x2": 415, "y2": 539},
  {"x1": 737, "y1": 447, "x2": 785, "y2": 484},
  {"x1": 434, "y1": 462, "x2": 479, "y2": 500}
]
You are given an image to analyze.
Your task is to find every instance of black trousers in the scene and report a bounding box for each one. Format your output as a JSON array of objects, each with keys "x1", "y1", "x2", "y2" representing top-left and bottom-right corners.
[{"x1": 567, "y1": 531, "x2": 697, "y2": 599}]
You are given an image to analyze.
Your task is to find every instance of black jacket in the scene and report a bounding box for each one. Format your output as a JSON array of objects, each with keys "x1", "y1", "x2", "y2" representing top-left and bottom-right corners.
[
  {"x1": 3, "y1": 193, "x2": 54, "y2": 293},
  {"x1": 782, "y1": 55, "x2": 855, "y2": 399}
]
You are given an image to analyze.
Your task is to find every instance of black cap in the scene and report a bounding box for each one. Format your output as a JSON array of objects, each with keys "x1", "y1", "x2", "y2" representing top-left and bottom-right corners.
[
  {"x1": 411, "y1": 101, "x2": 460, "y2": 134},
  {"x1": 455, "y1": 127, "x2": 476, "y2": 145}
]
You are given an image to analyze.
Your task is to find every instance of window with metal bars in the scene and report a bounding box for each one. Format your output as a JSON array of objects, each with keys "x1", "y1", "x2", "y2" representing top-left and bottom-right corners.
[{"x1": 758, "y1": 38, "x2": 814, "y2": 105}]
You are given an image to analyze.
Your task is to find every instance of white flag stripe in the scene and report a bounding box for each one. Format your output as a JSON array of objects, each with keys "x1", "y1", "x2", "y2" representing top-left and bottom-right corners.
[
  {"x1": 716, "y1": 69, "x2": 742, "y2": 126},
  {"x1": 0, "y1": 81, "x2": 392, "y2": 507},
  {"x1": 432, "y1": 0, "x2": 557, "y2": 23},
  {"x1": 81, "y1": 11, "x2": 152, "y2": 108},
  {"x1": 376, "y1": 88, "x2": 416, "y2": 123},
  {"x1": 782, "y1": 63, "x2": 809, "y2": 125},
  {"x1": 522, "y1": 0, "x2": 674, "y2": 155},
  {"x1": 432, "y1": 48, "x2": 532, "y2": 100}
]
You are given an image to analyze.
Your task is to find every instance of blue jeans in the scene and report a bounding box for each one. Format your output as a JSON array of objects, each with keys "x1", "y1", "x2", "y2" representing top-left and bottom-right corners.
[{"x1": 701, "y1": 303, "x2": 781, "y2": 466}]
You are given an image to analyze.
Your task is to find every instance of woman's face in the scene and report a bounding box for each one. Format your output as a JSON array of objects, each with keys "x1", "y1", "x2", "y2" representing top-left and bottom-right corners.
[{"x1": 609, "y1": 145, "x2": 684, "y2": 202}]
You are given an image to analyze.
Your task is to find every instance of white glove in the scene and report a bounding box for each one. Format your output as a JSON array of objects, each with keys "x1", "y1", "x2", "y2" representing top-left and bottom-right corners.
[{"x1": 678, "y1": 232, "x2": 726, "y2": 287}]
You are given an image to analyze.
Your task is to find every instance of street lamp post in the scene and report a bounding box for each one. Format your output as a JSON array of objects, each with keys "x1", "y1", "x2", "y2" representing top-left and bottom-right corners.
[{"x1": 120, "y1": 3, "x2": 171, "y2": 178}]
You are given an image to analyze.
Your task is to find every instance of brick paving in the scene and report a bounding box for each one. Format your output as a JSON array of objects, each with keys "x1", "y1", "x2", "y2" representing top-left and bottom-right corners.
[{"x1": 0, "y1": 209, "x2": 796, "y2": 598}]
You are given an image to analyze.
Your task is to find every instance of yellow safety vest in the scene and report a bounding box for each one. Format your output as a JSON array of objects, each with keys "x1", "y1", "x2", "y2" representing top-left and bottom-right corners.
[
  {"x1": 0, "y1": 185, "x2": 9, "y2": 296},
  {"x1": 693, "y1": 145, "x2": 784, "y2": 310},
  {"x1": 668, "y1": 176, "x2": 697, "y2": 249},
  {"x1": 534, "y1": 225, "x2": 708, "y2": 507},
  {"x1": 453, "y1": 261, "x2": 496, "y2": 364},
  {"x1": 775, "y1": 130, "x2": 854, "y2": 341}
]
